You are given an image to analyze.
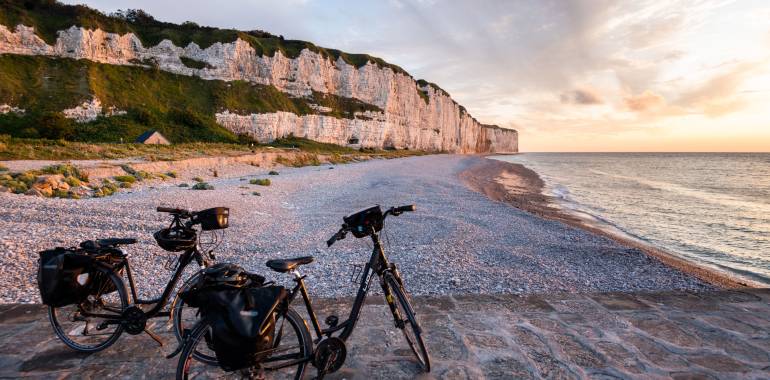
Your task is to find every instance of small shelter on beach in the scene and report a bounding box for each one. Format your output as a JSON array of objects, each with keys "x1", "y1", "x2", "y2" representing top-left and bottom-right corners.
[{"x1": 135, "y1": 130, "x2": 170, "y2": 145}]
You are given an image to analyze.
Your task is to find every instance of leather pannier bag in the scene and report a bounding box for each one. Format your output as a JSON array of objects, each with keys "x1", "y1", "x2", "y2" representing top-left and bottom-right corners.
[{"x1": 37, "y1": 248, "x2": 94, "y2": 307}]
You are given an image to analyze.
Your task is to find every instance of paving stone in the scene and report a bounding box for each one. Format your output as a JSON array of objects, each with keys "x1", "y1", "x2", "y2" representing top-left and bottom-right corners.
[
  {"x1": 669, "y1": 371, "x2": 719, "y2": 380},
  {"x1": 0, "y1": 304, "x2": 47, "y2": 324},
  {"x1": 687, "y1": 353, "x2": 752, "y2": 373},
  {"x1": 480, "y1": 356, "x2": 534, "y2": 379},
  {"x1": 500, "y1": 295, "x2": 555, "y2": 313},
  {"x1": 552, "y1": 333, "x2": 606, "y2": 369},
  {"x1": 624, "y1": 313, "x2": 702, "y2": 348},
  {"x1": 620, "y1": 332, "x2": 688, "y2": 369},
  {"x1": 465, "y1": 333, "x2": 508, "y2": 350},
  {"x1": 589, "y1": 293, "x2": 651, "y2": 311},
  {"x1": 595, "y1": 341, "x2": 645, "y2": 374}
]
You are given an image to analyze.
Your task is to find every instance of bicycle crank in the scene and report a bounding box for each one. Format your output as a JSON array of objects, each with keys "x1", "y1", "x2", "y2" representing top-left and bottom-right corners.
[
  {"x1": 312, "y1": 337, "x2": 346, "y2": 376},
  {"x1": 121, "y1": 306, "x2": 147, "y2": 335}
]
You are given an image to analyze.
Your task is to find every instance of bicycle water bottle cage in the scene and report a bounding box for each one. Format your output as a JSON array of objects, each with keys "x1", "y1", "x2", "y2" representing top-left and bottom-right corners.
[{"x1": 343, "y1": 206, "x2": 383, "y2": 238}]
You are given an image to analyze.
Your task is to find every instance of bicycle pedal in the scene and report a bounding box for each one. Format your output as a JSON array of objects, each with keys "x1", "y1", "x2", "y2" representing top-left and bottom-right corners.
[
  {"x1": 325, "y1": 315, "x2": 339, "y2": 327},
  {"x1": 144, "y1": 328, "x2": 164, "y2": 347}
]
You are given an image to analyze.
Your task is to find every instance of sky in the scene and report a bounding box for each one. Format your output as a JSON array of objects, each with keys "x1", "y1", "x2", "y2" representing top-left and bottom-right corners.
[{"x1": 63, "y1": 0, "x2": 770, "y2": 152}]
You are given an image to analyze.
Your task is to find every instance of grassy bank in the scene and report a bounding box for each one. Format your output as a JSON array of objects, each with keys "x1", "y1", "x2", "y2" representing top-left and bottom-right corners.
[
  {"x1": 0, "y1": 135, "x2": 428, "y2": 161},
  {"x1": 0, "y1": 55, "x2": 382, "y2": 144}
]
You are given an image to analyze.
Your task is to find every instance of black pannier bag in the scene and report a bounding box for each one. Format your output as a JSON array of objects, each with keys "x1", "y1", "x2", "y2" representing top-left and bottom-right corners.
[
  {"x1": 344, "y1": 205, "x2": 384, "y2": 238},
  {"x1": 37, "y1": 248, "x2": 94, "y2": 307},
  {"x1": 182, "y1": 269, "x2": 286, "y2": 372},
  {"x1": 208, "y1": 286, "x2": 287, "y2": 371}
]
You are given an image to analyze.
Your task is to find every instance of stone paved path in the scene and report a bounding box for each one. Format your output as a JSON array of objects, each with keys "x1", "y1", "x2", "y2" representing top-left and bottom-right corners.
[{"x1": 1, "y1": 289, "x2": 769, "y2": 379}]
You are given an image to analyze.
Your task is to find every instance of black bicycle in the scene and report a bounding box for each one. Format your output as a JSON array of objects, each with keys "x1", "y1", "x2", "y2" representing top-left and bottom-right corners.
[
  {"x1": 176, "y1": 205, "x2": 431, "y2": 379},
  {"x1": 48, "y1": 206, "x2": 227, "y2": 353}
]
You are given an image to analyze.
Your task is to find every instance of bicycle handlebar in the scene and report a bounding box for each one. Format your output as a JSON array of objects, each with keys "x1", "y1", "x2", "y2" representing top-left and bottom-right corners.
[
  {"x1": 391, "y1": 204, "x2": 416, "y2": 214},
  {"x1": 157, "y1": 206, "x2": 188, "y2": 214},
  {"x1": 327, "y1": 205, "x2": 416, "y2": 247}
]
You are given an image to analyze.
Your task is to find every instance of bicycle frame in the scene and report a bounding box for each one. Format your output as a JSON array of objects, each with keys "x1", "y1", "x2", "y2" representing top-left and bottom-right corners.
[
  {"x1": 286, "y1": 230, "x2": 399, "y2": 343},
  {"x1": 81, "y1": 246, "x2": 206, "y2": 321}
]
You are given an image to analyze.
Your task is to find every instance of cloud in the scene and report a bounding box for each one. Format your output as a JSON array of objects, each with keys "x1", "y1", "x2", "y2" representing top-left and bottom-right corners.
[
  {"x1": 560, "y1": 88, "x2": 604, "y2": 105},
  {"x1": 625, "y1": 14, "x2": 684, "y2": 49},
  {"x1": 677, "y1": 61, "x2": 764, "y2": 117},
  {"x1": 624, "y1": 90, "x2": 666, "y2": 112}
]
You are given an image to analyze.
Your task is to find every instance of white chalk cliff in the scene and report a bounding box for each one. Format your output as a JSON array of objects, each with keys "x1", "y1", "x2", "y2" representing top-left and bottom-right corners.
[{"x1": 0, "y1": 24, "x2": 517, "y2": 153}]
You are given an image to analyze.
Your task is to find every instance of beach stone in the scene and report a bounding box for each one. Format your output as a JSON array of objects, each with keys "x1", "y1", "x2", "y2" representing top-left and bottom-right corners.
[{"x1": 25, "y1": 187, "x2": 48, "y2": 197}]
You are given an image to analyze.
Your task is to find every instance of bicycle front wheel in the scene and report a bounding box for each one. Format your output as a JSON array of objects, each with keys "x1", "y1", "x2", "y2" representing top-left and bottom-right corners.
[
  {"x1": 177, "y1": 307, "x2": 312, "y2": 380},
  {"x1": 384, "y1": 274, "x2": 431, "y2": 372},
  {"x1": 48, "y1": 266, "x2": 128, "y2": 352}
]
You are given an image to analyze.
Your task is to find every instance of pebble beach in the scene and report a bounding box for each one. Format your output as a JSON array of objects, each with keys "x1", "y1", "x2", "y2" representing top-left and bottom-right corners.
[{"x1": 0, "y1": 155, "x2": 714, "y2": 303}]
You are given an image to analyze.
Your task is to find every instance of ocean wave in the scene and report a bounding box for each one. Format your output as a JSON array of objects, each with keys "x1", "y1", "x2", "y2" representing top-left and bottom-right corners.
[{"x1": 589, "y1": 170, "x2": 770, "y2": 214}]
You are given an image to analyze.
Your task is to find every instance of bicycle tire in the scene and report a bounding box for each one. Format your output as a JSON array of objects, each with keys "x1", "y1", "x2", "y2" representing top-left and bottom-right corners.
[
  {"x1": 170, "y1": 270, "x2": 218, "y2": 365},
  {"x1": 384, "y1": 273, "x2": 431, "y2": 372},
  {"x1": 49, "y1": 266, "x2": 128, "y2": 352}
]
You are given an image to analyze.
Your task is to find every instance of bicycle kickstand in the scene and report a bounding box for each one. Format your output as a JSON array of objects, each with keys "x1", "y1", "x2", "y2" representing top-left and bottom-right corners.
[{"x1": 144, "y1": 328, "x2": 164, "y2": 347}]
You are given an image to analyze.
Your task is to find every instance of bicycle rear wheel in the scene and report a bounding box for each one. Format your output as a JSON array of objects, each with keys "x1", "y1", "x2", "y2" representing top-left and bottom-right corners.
[
  {"x1": 176, "y1": 307, "x2": 312, "y2": 380},
  {"x1": 384, "y1": 274, "x2": 431, "y2": 372},
  {"x1": 48, "y1": 266, "x2": 127, "y2": 352},
  {"x1": 171, "y1": 270, "x2": 218, "y2": 365}
]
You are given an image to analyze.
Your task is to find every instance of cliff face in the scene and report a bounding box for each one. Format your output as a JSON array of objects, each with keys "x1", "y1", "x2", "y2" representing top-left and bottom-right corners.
[{"x1": 0, "y1": 24, "x2": 517, "y2": 153}]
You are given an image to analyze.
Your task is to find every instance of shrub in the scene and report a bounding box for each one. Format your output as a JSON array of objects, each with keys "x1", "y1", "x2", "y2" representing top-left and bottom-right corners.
[
  {"x1": 113, "y1": 175, "x2": 137, "y2": 184},
  {"x1": 250, "y1": 178, "x2": 271, "y2": 186},
  {"x1": 0, "y1": 165, "x2": 7, "y2": 172},
  {"x1": 178, "y1": 183, "x2": 189, "y2": 187},
  {"x1": 275, "y1": 153, "x2": 320, "y2": 168},
  {"x1": 268, "y1": 170, "x2": 279, "y2": 175},
  {"x1": 52, "y1": 189, "x2": 70, "y2": 198},
  {"x1": 191, "y1": 182, "x2": 214, "y2": 190},
  {"x1": 166, "y1": 171, "x2": 178, "y2": 178},
  {"x1": 0, "y1": 178, "x2": 28, "y2": 194},
  {"x1": 41, "y1": 164, "x2": 88, "y2": 181},
  {"x1": 119, "y1": 182, "x2": 132, "y2": 188},
  {"x1": 135, "y1": 171, "x2": 153, "y2": 180},
  {"x1": 95, "y1": 181, "x2": 119, "y2": 197},
  {"x1": 252, "y1": 191, "x2": 261, "y2": 196},
  {"x1": 16, "y1": 172, "x2": 37, "y2": 187},
  {"x1": 192, "y1": 176, "x2": 204, "y2": 183},
  {"x1": 64, "y1": 176, "x2": 81, "y2": 187}
]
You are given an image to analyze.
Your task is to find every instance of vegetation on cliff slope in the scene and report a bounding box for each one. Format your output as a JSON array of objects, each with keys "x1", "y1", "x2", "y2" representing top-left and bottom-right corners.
[
  {"x1": 0, "y1": 55, "x2": 382, "y2": 143},
  {"x1": 0, "y1": 134, "x2": 427, "y2": 161},
  {"x1": 0, "y1": 0, "x2": 409, "y2": 75}
]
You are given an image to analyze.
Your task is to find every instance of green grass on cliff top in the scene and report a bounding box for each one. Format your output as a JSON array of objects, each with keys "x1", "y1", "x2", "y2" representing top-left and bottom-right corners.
[
  {"x1": 0, "y1": 0, "x2": 410, "y2": 76},
  {"x1": 0, "y1": 55, "x2": 382, "y2": 143}
]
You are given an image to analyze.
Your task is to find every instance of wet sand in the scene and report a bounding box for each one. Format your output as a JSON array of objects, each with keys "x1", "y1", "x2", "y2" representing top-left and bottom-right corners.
[{"x1": 459, "y1": 156, "x2": 751, "y2": 289}]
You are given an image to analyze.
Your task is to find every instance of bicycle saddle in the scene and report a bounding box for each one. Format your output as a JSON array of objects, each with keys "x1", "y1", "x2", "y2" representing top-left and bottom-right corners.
[
  {"x1": 80, "y1": 238, "x2": 138, "y2": 250},
  {"x1": 265, "y1": 256, "x2": 314, "y2": 272}
]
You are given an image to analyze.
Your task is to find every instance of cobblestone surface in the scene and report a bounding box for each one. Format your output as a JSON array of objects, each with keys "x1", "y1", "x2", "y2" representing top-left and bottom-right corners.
[{"x1": 1, "y1": 289, "x2": 769, "y2": 379}]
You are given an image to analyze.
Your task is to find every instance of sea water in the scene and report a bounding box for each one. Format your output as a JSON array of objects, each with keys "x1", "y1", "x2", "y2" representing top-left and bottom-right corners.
[{"x1": 494, "y1": 153, "x2": 770, "y2": 286}]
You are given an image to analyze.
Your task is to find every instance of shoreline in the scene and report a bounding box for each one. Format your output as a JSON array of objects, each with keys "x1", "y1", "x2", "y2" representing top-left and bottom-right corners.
[{"x1": 459, "y1": 156, "x2": 753, "y2": 289}]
